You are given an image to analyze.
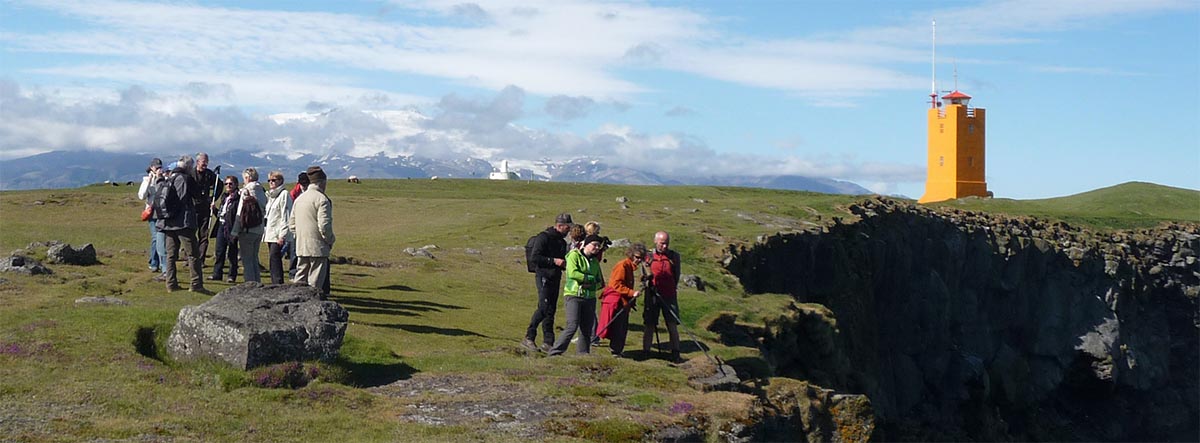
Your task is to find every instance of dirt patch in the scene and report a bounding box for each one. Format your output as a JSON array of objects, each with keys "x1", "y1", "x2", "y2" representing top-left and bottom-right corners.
[{"x1": 370, "y1": 373, "x2": 578, "y2": 439}]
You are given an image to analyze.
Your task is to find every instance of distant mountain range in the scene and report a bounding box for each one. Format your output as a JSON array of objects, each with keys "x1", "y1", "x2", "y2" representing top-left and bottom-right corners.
[{"x1": 0, "y1": 150, "x2": 871, "y2": 195}]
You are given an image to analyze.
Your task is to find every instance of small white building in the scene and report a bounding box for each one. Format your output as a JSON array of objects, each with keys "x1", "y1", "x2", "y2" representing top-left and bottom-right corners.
[{"x1": 488, "y1": 160, "x2": 520, "y2": 180}]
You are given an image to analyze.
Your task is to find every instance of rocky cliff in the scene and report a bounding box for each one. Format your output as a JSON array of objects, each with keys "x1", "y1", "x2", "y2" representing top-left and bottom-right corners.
[{"x1": 724, "y1": 197, "x2": 1198, "y2": 441}]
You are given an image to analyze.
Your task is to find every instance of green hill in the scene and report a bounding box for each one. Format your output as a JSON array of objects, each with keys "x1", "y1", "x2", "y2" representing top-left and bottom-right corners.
[
  {"x1": 933, "y1": 181, "x2": 1200, "y2": 229},
  {"x1": 0, "y1": 179, "x2": 1194, "y2": 441}
]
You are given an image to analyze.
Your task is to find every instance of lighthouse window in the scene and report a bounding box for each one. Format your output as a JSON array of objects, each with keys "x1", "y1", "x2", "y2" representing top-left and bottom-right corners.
[
  {"x1": 939, "y1": 156, "x2": 944, "y2": 166},
  {"x1": 968, "y1": 124, "x2": 975, "y2": 134},
  {"x1": 968, "y1": 157, "x2": 974, "y2": 167},
  {"x1": 939, "y1": 123, "x2": 944, "y2": 134}
]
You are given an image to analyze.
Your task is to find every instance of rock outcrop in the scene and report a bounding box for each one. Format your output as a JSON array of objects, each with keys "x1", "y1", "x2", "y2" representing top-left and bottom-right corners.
[
  {"x1": 167, "y1": 283, "x2": 349, "y2": 370},
  {"x1": 46, "y1": 243, "x2": 99, "y2": 265},
  {"x1": 0, "y1": 255, "x2": 52, "y2": 275},
  {"x1": 724, "y1": 197, "x2": 1198, "y2": 441}
]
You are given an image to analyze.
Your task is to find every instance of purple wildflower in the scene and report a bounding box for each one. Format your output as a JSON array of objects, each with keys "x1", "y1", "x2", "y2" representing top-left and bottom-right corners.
[{"x1": 669, "y1": 401, "x2": 694, "y2": 415}]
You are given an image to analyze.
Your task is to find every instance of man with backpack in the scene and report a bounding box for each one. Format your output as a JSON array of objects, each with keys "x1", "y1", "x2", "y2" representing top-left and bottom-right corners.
[
  {"x1": 155, "y1": 156, "x2": 211, "y2": 294},
  {"x1": 522, "y1": 213, "x2": 572, "y2": 352}
]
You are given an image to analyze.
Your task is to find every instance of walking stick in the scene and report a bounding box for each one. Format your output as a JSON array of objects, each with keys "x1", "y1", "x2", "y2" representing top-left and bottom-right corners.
[
  {"x1": 204, "y1": 165, "x2": 222, "y2": 239},
  {"x1": 650, "y1": 289, "x2": 727, "y2": 376},
  {"x1": 596, "y1": 297, "x2": 635, "y2": 339}
]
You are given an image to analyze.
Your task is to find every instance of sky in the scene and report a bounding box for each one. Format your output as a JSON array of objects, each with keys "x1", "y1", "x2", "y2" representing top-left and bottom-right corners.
[{"x1": 1, "y1": 0, "x2": 1197, "y2": 198}]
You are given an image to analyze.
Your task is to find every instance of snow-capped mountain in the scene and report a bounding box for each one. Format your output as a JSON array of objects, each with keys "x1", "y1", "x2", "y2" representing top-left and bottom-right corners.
[{"x1": 0, "y1": 150, "x2": 870, "y2": 195}]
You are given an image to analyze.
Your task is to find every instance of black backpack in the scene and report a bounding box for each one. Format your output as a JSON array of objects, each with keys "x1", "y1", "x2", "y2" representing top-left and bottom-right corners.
[
  {"x1": 153, "y1": 176, "x2": 180, "y2": 220},
  {"x1": 239, "y1": 192, "x2": 264, "y2": 229},
  {"x1": 524, "y1": 232, "x2": 542, "y2": 273}
]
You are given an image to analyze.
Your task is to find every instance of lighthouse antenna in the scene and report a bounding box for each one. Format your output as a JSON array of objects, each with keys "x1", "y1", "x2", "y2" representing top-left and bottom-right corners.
[
  {"x1": 930, "y1": 19, "x2": 938, "y2": 108},
  {"x1": 953, "y1": 58, "x2": 959, "y2": 91}
]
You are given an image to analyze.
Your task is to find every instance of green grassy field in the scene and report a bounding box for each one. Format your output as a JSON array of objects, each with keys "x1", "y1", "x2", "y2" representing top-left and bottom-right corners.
[
  {"x1": 0, "y1": 179, "x2": 1195, "y2": 441},
  {"x1": 933, "y1": 181, "x2": 1200, "y2": 229}
]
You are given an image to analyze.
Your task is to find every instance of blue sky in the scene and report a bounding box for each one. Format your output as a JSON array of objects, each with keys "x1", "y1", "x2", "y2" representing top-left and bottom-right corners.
[{"x1": 1, "y1": 0, "x2": 1196, "y2": 198}]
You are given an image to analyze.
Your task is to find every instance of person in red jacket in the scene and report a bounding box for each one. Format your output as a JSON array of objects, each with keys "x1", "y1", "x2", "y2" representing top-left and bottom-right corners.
[
  {"x1": 598, "y1": 242, "x2": 647, "y2": 358},
  {"x1": 289, "y1": 171, "x2": 309, "y2": 201},
  {"x1": 643, "y1": 231, "x2": 682, "y2": 362},
  {"x1": 286, "y1": 171, "x2": 310, "y2": 279}
]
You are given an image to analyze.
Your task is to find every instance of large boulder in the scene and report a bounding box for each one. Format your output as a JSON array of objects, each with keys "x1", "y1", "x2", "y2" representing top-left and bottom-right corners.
[
  {"x1": 166, "y1": 283, "x2": 349, "y2": 369},
  {"x1": 46, "y1": 243, "x2": 99, "y2": 265}
]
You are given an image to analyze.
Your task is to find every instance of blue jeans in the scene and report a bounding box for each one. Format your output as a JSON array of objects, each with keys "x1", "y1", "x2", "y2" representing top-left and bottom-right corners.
[
  {"x1": 211, "y1": 229, "x2": 238, "y2": 280},
  {"x1": 148, "y1": 221, "x2": 166, "y2": 271}
]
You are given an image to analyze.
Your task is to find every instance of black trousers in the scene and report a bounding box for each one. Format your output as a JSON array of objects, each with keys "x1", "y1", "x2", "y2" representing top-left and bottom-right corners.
[
  {"x1": 268, "y1": 242, "x2": 285, "y2": 284},
  {"x1": 525, "y1": 272, "x2": 561, "y2": 345}
]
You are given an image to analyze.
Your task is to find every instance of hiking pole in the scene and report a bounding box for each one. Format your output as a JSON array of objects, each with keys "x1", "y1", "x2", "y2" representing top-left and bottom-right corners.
[
  {"x1": 638, "y1": 263, "x2": 663, "y2": 353},
  {"x1": 204, "y1": 165, "x2": 222, "y2": 239},
  {"x1": 651, "y1": 289, "x2": 727, "y2": 376},
  {"x1": 595, "y1": 297, "x2": 635, "y2": 339}
]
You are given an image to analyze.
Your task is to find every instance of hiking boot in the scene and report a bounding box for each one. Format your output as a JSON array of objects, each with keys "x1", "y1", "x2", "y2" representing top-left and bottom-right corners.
[
  {"x1": 670, "y1": 351, "x2": 683, "y2": 363},
  {"x1": 521, "y1": 338, "x2": 538, "y2": 351},
  {"x1": 539, "y1": 343, "x2": 552, "y2": 353},
  {"x1": 166, "y1": 285, "x2": 182, "y2": 293},
  {"x1": 208, "y1": 274, "x2": 222, "y2": 281},
  {"x1": 190, "y1": 287, "x2": 213, "y2": 295},
  {"x1": 153, "y1": 274, "x2": 168, "y2": 282},
  {"x1": 226, "y1": 277, "x2": 236, "y2": 283}
]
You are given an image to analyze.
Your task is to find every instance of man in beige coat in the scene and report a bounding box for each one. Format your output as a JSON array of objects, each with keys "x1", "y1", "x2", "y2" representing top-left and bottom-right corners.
[{"x1": 289, "y1": 166, "x2": 335, "y2": 296}]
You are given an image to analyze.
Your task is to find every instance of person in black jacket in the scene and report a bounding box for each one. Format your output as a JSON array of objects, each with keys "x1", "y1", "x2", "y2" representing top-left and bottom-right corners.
[
  {"x1": 193, "y1": 152, "x2": 218, "y2": 269},
  {"x1": 522, "y1": 213, "x2": 572, "y2": 352},
  {"x1": 157, "y1": 155, "x2": 211, "y2": 295}
]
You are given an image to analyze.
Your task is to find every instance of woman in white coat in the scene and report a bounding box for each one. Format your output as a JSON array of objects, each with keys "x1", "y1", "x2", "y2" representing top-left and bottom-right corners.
[
  {"x1": 262, "y1": 170, "x2": 293, "y2": 284},
  {"x1": 136, "y1": 158, "x2": 166, "y2": 273}
]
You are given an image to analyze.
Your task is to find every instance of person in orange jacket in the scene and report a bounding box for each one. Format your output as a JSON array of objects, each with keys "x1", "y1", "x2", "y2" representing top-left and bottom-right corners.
[{"x1": 598, "y1": 242, "x2": 647, "y2": 358}]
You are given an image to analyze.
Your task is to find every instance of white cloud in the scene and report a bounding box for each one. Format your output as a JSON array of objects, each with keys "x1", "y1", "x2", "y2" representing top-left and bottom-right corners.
[
  {"x1": 8, "y1": 0, "x2": 1189, "y2": 104},
  {"x1": 1, "y1": 79, "x2": 923, "y2": 186}
]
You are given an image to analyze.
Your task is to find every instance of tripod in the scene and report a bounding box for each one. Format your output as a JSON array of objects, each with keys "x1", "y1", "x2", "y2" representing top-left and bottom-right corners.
[{"x1": 643, "y1": 279, "x2": 726, "y2": 374}]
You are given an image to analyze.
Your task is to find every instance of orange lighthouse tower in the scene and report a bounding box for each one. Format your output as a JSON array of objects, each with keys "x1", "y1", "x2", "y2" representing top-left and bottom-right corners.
[
  {"x1": 919, "y1": 20, "x2": 990, "y2": 204},
  {"x1": 918, "y1": 90, "x2": 990, "y2": 203}
]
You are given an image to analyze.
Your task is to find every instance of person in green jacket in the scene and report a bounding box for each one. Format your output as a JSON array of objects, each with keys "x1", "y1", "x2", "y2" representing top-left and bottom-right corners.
[{"x1": 547, "y1": 234, "x2": 606, "y2": 356}]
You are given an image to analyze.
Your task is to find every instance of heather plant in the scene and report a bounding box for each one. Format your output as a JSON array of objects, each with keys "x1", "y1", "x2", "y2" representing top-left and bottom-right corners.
[
  {"x1": 251, "y1": 361, "x2": 319, "y2": 389},
  {"x1": 669, "y1": 400, "x2": 695, "y2": 415}
]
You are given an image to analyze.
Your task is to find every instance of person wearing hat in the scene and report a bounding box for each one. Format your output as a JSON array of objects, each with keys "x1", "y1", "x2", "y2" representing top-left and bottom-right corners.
[
  {"x1": 547, "y1": 234, "x2": 606, "y2": 356},
  {"x1": 289, "y1": 166, "x2": 335, "y2": 296},
  {"x1": 137, "y1": 157, "x2": 166, "y2": 273},
  {"x1": 521, "y1": 213, "x2": 573, "y2": 352}
]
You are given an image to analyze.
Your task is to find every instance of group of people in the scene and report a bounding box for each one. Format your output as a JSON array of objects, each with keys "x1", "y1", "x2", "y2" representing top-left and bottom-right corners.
[
  {"x1": 523, "y1": 213, "x2": 684, "y2": 361},
  {"x1": 137, "y1": 153, "x2": 336, "y2": 296}
]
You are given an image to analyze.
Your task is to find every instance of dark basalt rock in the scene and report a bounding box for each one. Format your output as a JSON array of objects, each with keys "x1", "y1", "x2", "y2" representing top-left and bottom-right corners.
[
  {"x1": 46, "y1": 243, "x2": 99, "y2": 266},
  {"x1": 724, "y1": 196, "x2": 1198, "y2": 441},
  {"x1": 0, "y1": 255, "x2": 52, "y2": 275}
]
